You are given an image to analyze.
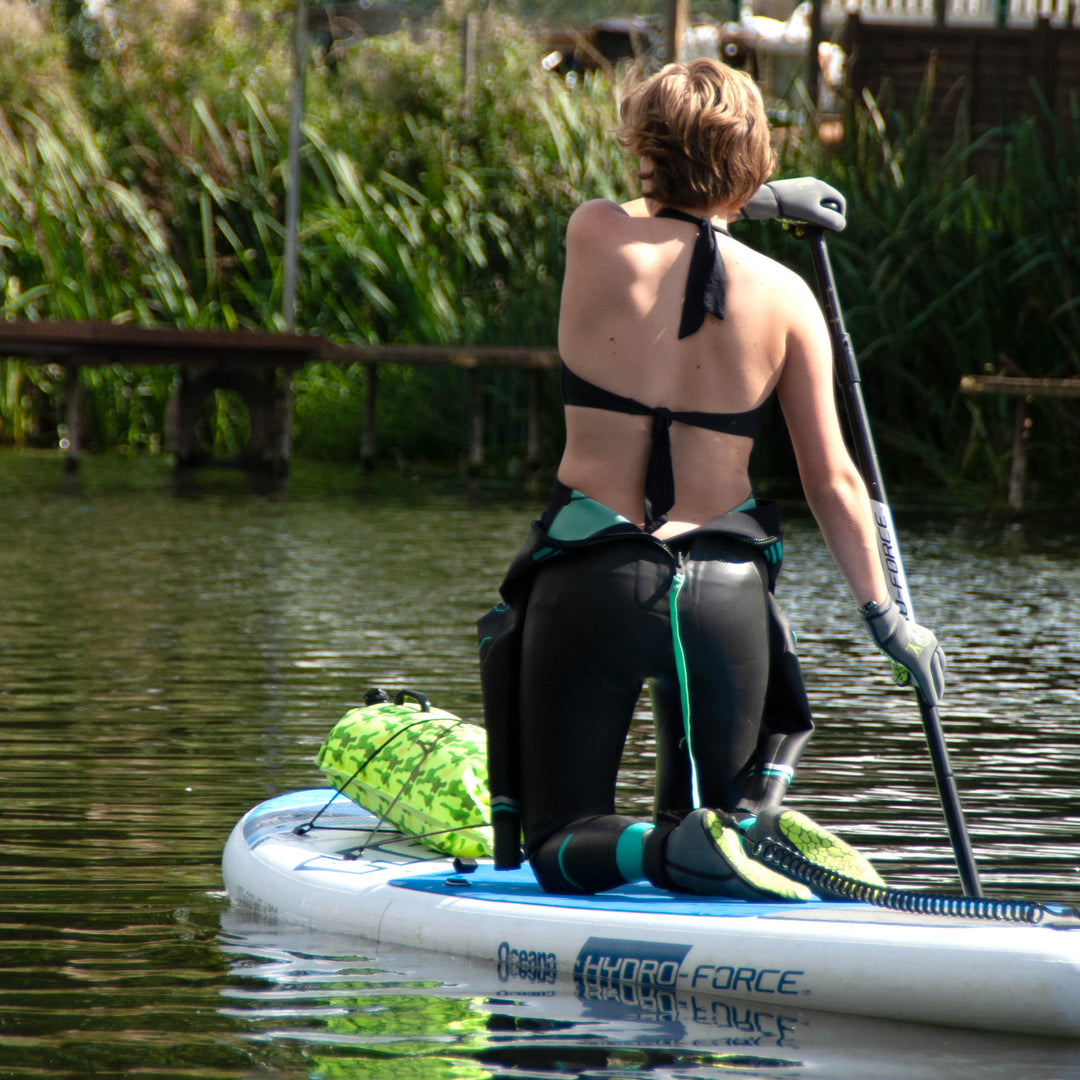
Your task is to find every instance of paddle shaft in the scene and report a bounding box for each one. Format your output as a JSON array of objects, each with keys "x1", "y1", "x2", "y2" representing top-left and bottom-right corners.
[{"x1": 804, "y1": 227, "x2": 983, "y2": 899}]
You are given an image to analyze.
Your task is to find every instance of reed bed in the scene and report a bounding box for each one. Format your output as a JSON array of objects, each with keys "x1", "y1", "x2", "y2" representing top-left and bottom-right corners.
[
  {"x1": 0, "y1": 0, "x2": 1075, "y2": 503},
  {"x1": 796, "y1": 82, "x2": 1080, "y2": 503}
]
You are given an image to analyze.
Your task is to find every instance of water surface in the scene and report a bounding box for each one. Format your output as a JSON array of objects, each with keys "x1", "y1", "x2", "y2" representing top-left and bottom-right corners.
[{"x1": 2, "y1": 452, "x2": 1079, "y2": 1078}]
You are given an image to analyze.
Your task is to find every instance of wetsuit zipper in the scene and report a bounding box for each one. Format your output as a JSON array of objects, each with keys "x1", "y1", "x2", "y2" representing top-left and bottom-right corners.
[{"x1": 666, "y1": 550, "x2": 701, "y2": 806}]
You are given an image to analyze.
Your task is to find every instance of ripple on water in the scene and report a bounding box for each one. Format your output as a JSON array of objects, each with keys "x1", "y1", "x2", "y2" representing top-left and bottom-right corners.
[{"x1": 2, "y1": 465, "x2": 1080, "y2": 1077}]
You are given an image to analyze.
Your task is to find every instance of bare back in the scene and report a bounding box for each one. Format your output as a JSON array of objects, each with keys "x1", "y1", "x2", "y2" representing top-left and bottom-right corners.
[{"x1": 556, "y1": 197, "x2": 813, "y2": 538}]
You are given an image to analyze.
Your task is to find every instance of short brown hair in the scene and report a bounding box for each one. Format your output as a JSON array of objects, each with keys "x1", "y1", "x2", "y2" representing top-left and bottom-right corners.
[{"x1": 618, "y1": 58, "x2": 776, "y2": 211}]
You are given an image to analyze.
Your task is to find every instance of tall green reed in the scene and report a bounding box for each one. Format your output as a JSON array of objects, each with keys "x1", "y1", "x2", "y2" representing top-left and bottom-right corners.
[
  {"x1": 1, "y1": 1, "x2": 1075, "y2": 499},
  {"x1": 0, "y1": 84, "x2": 189, "y2": 446},
  {"x1": 287, "y1": 17, "x2": 632, "y2": 462},
  {"x1": 762, "y1": 72, "x2": 1080, "y2": 503},
  {"x1": 0, "y1": 5, "x2": 632, "y2": 463}
]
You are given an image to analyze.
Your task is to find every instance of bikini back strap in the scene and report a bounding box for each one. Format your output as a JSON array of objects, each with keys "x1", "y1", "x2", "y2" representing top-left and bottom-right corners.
[{"x1": 656, "y1": 207, "x2": 730, "y2": 339}]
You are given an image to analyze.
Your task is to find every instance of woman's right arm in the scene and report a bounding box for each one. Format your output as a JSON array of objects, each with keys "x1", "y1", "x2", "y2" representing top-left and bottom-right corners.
[
  {"x1": 774, "y1": 277, "x2": 887, "y2": 608},
  {"x1": 775, "y1": 275, "x2": 946, "y2": 702}
]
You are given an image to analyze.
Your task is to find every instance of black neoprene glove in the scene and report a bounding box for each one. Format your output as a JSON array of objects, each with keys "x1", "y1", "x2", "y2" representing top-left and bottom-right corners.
[
  {"x1": 739, "y1": 178, "x2": 847, "y2": 233},
  {"x1": 860, "y1": 596, "x2": 946, "y2": 705}
]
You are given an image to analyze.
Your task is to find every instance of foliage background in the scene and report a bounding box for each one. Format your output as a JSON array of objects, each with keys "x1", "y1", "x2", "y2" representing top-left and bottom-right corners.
[{"x1": 0, "y1": 0, "x2": 1077, "y2": 505}]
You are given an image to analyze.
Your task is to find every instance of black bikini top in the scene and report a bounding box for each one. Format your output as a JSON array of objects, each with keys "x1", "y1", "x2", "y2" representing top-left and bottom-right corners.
[
  {"x1": 655, "y1": 206, "x2": 730, "y2": 339},
  {"x1": 561, "y1": 206, "x2": 770, "y2": 531}
]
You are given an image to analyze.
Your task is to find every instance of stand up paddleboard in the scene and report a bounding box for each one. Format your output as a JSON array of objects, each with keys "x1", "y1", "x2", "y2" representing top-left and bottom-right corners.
[{"x1": 223, "y1": 787, "x2": 1080, "y2": 1039}]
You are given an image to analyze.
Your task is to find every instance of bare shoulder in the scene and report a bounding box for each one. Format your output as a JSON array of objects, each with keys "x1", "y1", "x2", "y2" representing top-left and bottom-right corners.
[
  {"x1": 620, "y1": 197, "x2": 652, "y2": 218},
  {"x1": 566, "y1": 199, "x2": 628, "y2": 238},
  {"x1": 733, "y1": 239, "x2": 808, "y2": 287},
  {"x1": 567, "y1": 197, "x2": 661, "y2": 242},
  {"x1": 732, "y1": 240, "x2": 821, "y2": 321}
]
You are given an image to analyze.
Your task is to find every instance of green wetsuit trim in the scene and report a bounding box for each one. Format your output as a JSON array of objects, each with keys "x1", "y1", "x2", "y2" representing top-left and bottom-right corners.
[
  {"x1": 545, "y1": 489, "x2": 633, "y2": 541},
  {"x1": 556, "y1": 834, "x2": 586, "y2": 892},
  {"x1": 547, "y1": 490, "x2": 758, "y2": 545},
  {"x1": 668, "y1": 563, "x2": 701, "y2": 807},
  {"x1": 614, "y1": 821, "x2": 652, "y2": 882}
]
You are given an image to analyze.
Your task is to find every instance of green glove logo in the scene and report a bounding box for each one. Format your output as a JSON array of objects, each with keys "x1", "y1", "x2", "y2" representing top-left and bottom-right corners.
[
  {"x1": 906, "y1": 624, "x2": 934, "y2": 656},
  {"x1": 890, "y1": 659, "x2": 911, "y2": 687}
]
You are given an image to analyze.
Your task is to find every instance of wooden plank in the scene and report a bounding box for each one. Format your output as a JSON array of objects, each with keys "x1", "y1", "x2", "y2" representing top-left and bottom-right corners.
[
  {"x1": 959, "y1": 374, "x2": 1080, "y2": 397},
  {"x1": 0, "y1": 319, "x2": 562, "y2": 371},
  {"x1": 327, "y1": 343, "x2": 561, "y2": 370},
  {"x1": 0, "y1": 319, "x2": 328, "y2": 365}
]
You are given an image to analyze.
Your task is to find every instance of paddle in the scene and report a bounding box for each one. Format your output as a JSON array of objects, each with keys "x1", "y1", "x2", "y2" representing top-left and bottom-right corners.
[{"x1": 743, "y1": 179, "x2": 983, "y2": 897}]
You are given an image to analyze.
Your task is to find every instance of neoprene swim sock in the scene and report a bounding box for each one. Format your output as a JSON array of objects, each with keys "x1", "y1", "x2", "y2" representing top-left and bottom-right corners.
[{"x1": 644, "y1": 808, "x2": 814, "y2": 900}]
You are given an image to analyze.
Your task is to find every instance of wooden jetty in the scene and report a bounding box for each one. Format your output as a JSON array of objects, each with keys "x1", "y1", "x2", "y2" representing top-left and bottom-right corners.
[
  {"x1": 0, "y1": 319, "x2": 559, "y2": 477},
  {"x1": 959, "y1": 374, "x2": 1080, "y2": 511}
]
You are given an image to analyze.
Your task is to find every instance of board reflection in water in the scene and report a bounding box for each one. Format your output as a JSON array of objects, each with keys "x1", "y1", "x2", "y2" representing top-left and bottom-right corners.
[{"x1": 219, "y1": 911, "x2": 1080, "y2": 1080}]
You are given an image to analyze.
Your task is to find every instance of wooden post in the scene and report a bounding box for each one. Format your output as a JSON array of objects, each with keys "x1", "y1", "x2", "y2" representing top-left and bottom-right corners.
[
  {"x1": 665, "y1": 0, "x2": 689, "y2": 62},
  {"x1": 467, "y1": 368, "x2": 484, "y2": 475},
  {"x1": 277, "y1": 369, "x2": 293, "y2": 476},
  {"x1": 1007, "y1": 399, "x2": 1030, "y2": 513},
  {"x1": 527, "y1": 369, "x2": 544, "y2": 470},
  {"x1": 461, "y1": 13, "x2": 477, "y2": 121},
  {"x1": 62, "y1": 362, "x2": 80, "y2": 473},
  {"x1": 807, "y1": 0, "x2": 823, "y2": 108},
  {"x1": 362, "y1": 360, "x2": 378, "y2": 471},
  {"x1": 843, "y1": 13, "x2": 862, "y2": 90}
]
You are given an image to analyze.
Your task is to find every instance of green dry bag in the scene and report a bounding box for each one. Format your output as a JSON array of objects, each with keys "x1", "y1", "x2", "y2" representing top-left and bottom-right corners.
[{"x1": 316, "y1": 689, "x2": 493, "y2": 859}]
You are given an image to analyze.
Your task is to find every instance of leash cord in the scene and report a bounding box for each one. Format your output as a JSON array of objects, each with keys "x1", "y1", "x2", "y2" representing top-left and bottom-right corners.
[{"x1": 752, "y1": 835, "x2": 1057, "y2": 924}]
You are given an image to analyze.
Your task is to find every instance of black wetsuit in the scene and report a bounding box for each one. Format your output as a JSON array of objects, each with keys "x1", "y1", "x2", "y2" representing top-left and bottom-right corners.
[{"x1": 478, "y1": 207, "x2": 814, "y2": 894}]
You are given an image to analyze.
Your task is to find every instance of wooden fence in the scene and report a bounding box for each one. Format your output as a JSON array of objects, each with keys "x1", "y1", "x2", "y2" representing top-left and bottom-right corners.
[
  {"x1": 825, "y1": 0, "x2": 1075, "y2": 26},
  {"x1": 843, "y1": 15, "x2": 1080, "y2": 142},
  {"x1": 327, "y1": 343, "x2": 560, "y2": 474}
]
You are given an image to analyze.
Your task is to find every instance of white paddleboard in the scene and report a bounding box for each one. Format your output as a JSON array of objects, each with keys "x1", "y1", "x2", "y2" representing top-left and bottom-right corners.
[{"x1": 222, "y1": 789, "x2": 1080, "y2": 1038}]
